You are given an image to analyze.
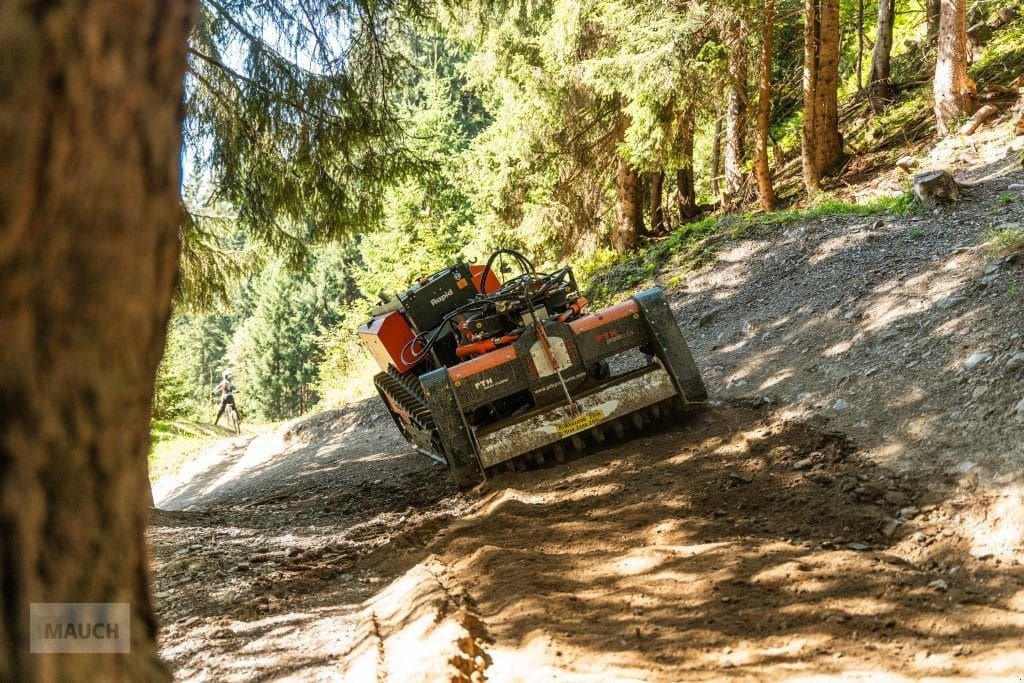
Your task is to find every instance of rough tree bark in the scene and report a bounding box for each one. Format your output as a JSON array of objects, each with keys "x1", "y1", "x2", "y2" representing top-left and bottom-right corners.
[
  {"x1": 676, "y1": 107, "x2": 699, "y2": 221},
  {"x1": 0, "y1": 1, "x2": 193, "y2": 681},
  {"x1": 613, "y1": 156, "x2": 643, "y2": 251},
  {"x1": 802, "y1": 0, "x2": 844, "y2": 193},
  {"x1": 868, "y1": 0, "x2": 897, "y2": 110},
  {"x1": 934, "y1": 0, "x2": 976, "y2": 136},
  {"x1": 724, "y1": 18, "x2": 749, "y2": 206},
  {"x1": 710, "y1": 110, "x2": 723, "y2": 201},
  {"x1": 755, "y1": 0, "x2": 778, "y2": 211},
  {"x1": 649, "y1": 172, "x2": 665, "y2": 235}
]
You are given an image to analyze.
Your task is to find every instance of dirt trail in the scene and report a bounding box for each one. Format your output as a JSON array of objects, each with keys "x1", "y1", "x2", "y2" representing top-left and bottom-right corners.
[{"x1": 150, "y1": 151, "x2": 1024, "y2": 681}]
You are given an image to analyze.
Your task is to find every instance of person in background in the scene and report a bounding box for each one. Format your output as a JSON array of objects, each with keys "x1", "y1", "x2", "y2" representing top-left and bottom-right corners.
[{"x1": 211, "y1": 370, "x2": 239, "y2": 426}]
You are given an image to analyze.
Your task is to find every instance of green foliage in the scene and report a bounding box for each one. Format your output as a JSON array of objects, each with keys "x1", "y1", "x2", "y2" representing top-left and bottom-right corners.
[{"x1": 970, "y1": 16, "x2": 1024, "y2": 86}]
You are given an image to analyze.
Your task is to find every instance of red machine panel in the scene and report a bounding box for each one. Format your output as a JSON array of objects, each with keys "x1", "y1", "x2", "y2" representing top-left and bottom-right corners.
[
  {"x1": 469, "y1": 264, "x2": 502, "y2": 295},
  {"x1": 358, "y1": 311, "x2": 418, "y2": 373}
]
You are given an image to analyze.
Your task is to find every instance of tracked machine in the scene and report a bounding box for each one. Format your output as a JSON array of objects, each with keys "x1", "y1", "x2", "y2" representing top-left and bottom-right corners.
[{"x1": 358, "y1": 250, "x2": 707, "y2": 487}]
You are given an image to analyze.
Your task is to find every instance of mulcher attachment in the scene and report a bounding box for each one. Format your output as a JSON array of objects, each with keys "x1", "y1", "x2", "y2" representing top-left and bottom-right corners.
[{"x1": 359, "y1": 252, "x2": 707, "y2": 488}]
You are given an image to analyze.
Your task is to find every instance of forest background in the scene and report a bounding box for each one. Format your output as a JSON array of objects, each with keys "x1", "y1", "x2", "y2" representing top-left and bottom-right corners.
[{"x1": 156, "y1": 0, "x2": 1023, "y2": 424}]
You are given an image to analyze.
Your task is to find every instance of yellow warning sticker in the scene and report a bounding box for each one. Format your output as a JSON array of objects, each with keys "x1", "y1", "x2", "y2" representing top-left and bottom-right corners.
[{"x1": 556, "y1": 410, "x2": 605, "y2": 437}]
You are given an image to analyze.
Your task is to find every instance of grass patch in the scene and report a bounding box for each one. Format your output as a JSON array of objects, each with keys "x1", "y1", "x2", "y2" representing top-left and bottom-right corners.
[
  {"x1": 149, "y1": 420, "x2": 230, "y2": 480},
  {"x1": 580, "y1": 193, "x2": 916, "y2": 306},
  {"x1": 986, "y1": 224, "x2": 1024, "y2": 256},
  {"x1": 971, "y1": 17, "x2": 1024, "y2": 86}
]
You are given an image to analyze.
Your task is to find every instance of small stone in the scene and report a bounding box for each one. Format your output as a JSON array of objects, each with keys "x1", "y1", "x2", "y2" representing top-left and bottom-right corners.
[
  {"x1": 928, "y1": 579, "x2": 949, "y2": 591},
  {"x1": 793, "y1": 457, "x2": 815, "y2": 471},
  {"x1": 882, "y1": 518, "x2": 900, "y2": 537},
  {"x1": 872, "y1": 219, "x2": 885, "y2": 229},
  {"x1": 1014, "y1": 398, "x2": 1024, "y2": 416},
  {"x1": 899, "y1": 506, "x2": 920, "y2": 519},
  {"x1": 964, "y1": 352, "x2": 993, "y2": 370},
  {"x1": 936, "y1": 295, "x2": 966, "y2": 309},
  {"x1": 983, "y1": 262, "x2": 1001, "y2": 275},
  {"x1": 833, "y1": 399, "x2": 849, "y2": 411},
  {"x1": 1009, "y1": 183, "x2": 1024, "y2": 191},
  {"x1": 1006, "y1": 352, "x2": 1024, "y2": 371},
  {"x1": 729, "y1": 473, "x2": 753, "y2": 484},
  {"x1": 877, "y1": 327, "x2": 899, "y2": 341},
  {"x1": 847, "y1": 542, "x2": 872, "y2": 551}
]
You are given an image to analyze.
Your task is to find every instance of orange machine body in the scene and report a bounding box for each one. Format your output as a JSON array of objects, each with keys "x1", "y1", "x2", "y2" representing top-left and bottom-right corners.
[
  {"x1": 358, "y1": 311, "x2": 418, "y2": 374},
  {"x1": 359, "y1": 265, "x2": 501, "y2": 374},
  {"x1": 469, "y1": 264, "x2": 501, "y2": 295}
]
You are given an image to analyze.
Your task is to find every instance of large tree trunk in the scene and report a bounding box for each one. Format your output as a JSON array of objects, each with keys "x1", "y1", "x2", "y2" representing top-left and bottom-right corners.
[
  {"x1": 934, "y1": 0, "x2": 976, "y2": 136},
  {"x1": 724, "y1": 18, "x2": 749, "y2": 205},
  {"x1": 868, "y1": 0, "x2": 897, "y2": 110},
  {"x1": 755, "y1": 0, "x2": 778, "y2": 211},
  {"x1": 802, "y1": 0, "x2": 844, "y2": 193},
  {"x1": 676, "y1": 107, "x2": 699, "y2": 221},
  {"x1": 649, "y1": 172, "x2": 665, "y2": 235},
  {"x1": 0, "y1": 1, "x2": 193, "y2": 681},
  {"x1": 710, "y1": 110, "x2": 723, "y2": 202},
  {"x1": 613, "y1": 157, "x2": 643, "y2": 251}
]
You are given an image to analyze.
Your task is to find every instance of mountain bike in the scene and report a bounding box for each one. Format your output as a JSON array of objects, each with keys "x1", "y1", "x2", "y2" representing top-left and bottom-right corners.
[{"x1": 225, "y1": 401, "x2": 241, "y2": 435}]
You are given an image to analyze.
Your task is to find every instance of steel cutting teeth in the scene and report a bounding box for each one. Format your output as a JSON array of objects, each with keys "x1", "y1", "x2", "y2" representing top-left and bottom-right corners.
[
  {"x1": 589, "y1": 427, "x2": 605, "y2": 445},
  {"x1": 612, "y1": 420, "x2": 625, "y2": 439},
  {"x1": 553, "y1": 444, "x2": 565, "y2": 463},
  {"x1": 533, "y1": 451, "x2": 546, "y2": 466},
  {"x1": 571, "y1": 435, "x2": 585, "y2": 451},
  {"x1": 631, "y1": 412, "x2": 644, "y2": 431}
]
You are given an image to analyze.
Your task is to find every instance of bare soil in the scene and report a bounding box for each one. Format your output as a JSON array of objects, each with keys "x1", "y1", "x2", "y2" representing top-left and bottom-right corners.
[{"x1": 150, "y1": 142, "x2": 1024, "y2": 681}]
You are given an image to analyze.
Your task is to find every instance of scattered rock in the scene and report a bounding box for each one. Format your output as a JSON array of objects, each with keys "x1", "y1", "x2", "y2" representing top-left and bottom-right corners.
[
  {"x1": 793, "y1": 457, "x2": 815, "y2": 471},
  {"x1": 936, "y1": 295, "x2": 966, "y2": 309},
  {"x1": 847, "y1": 542, "x2": 872, "y2": 551},
  {"x1": 895, "y1": 156, "x2": 919, "y2": 173},
  {"x1": 832, "y1": 399, "x2": 849, "y2": 411},
  {"x1": 1006, "y1": 352, "x2": 1024, "y2": 371},
  {"x1": 899, "y1": 506, "x2": 920, "y2": 519},
  {"x1": 882, "y1": 518, "x2": 900, "y2": 537},
  {"x1": 1009, "y1": 183, "x2": 1024, "y2": 191},
  {"x1": 1013, "y1": 398, "x2": 1024, "y2": 416},
  {"x1": 964, "y1": 352, "x2": 993, "y2": 370},
  {"x1": 928, "y1": 579, "x2": 949, "y2": 591},
  {"x1": 877, "y1": 327, "x2": 899, "y2": 341}
]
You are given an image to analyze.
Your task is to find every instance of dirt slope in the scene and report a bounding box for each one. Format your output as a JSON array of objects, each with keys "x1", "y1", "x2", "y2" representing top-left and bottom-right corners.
[{"x1": 150, "y1": 151, "x2": 1024, "y2": 681}]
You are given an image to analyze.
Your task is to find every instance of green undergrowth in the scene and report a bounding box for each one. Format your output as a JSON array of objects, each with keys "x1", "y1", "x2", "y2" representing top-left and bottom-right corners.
[
  {"x1": 971, "y1": 16, "x2": 1024, "y2": 87},
  {"x1": 580, "y1": 193, "x2": 917, "y2": 307},
  {"x1": 149, "y1": 420, "x2": 233, "y2": 480},
  {"x1": 987, "y1": 224, "x2": 1024, "y2": 256}
]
